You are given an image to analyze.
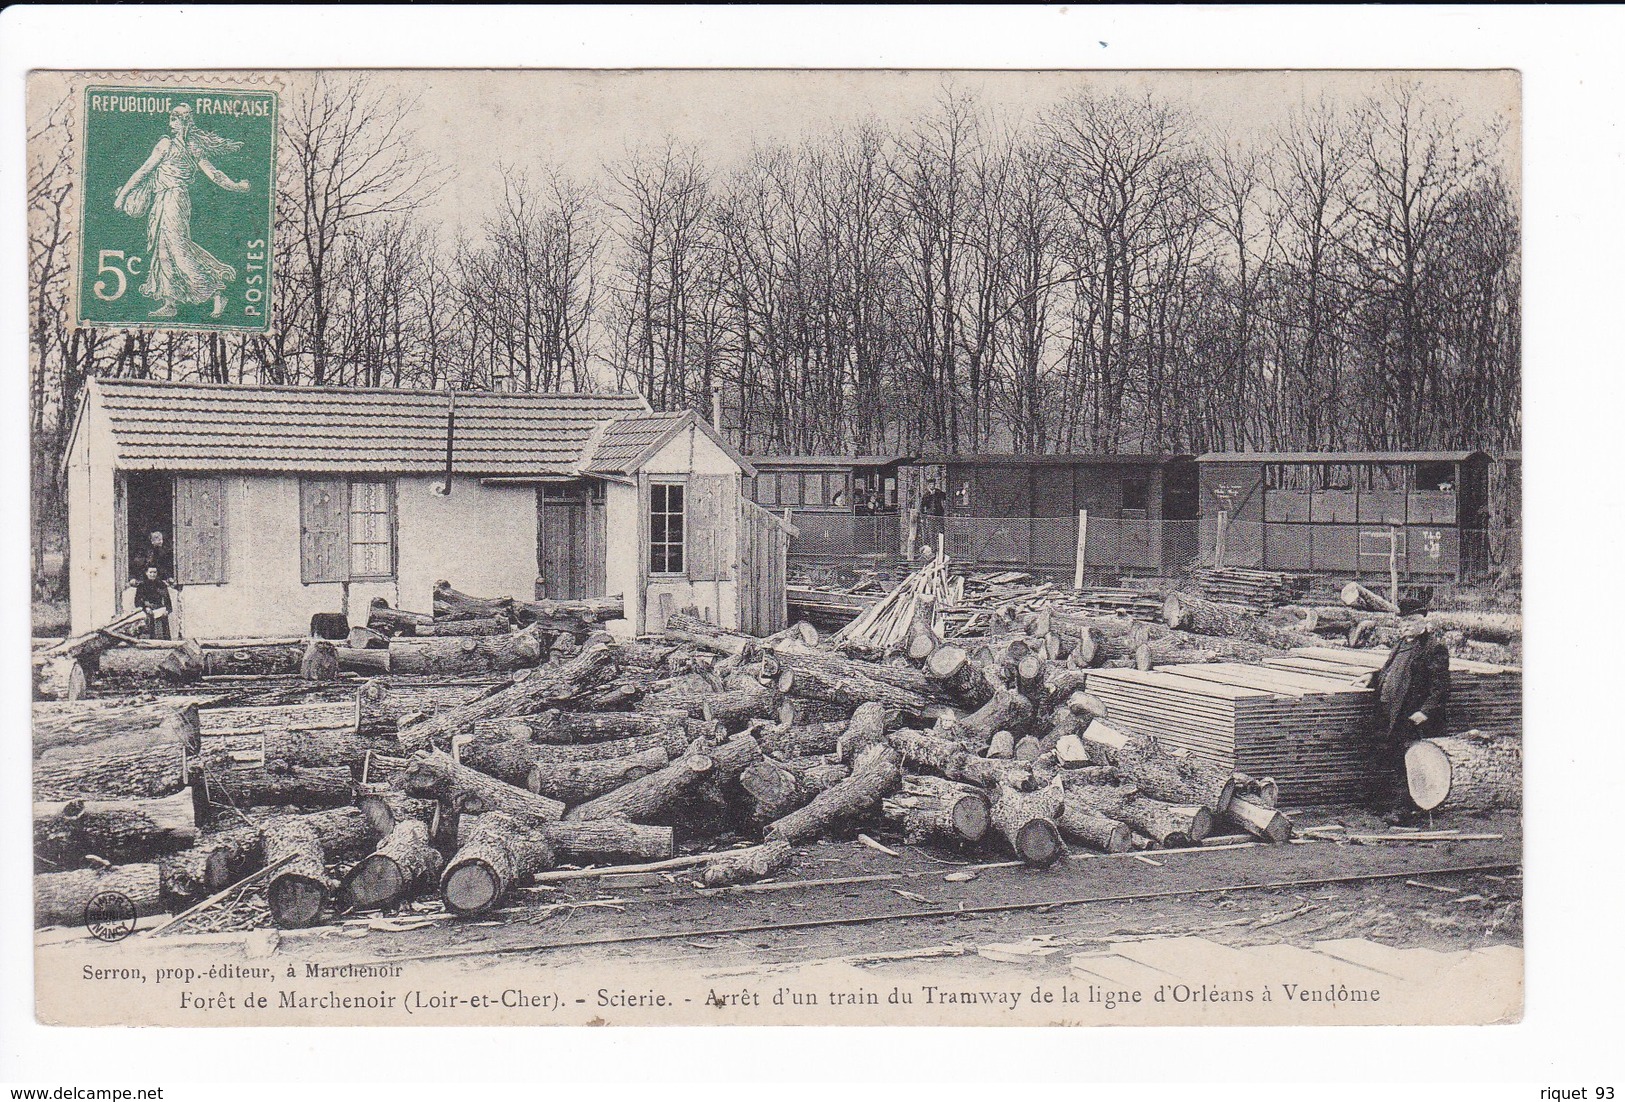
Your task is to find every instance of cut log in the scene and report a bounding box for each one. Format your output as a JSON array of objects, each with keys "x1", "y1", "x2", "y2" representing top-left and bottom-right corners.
[
  {"x1": 888, "y1": 728, "x2": 1031, "y2": 791},
  {"x1": 990, "y1": 780, "x2": 1065, "y2": 867},
  {"x1": 738, "y1": 759, "x2": 809, "y2": 822},
  {"x1": 757, "y1": 720, "x2": 848, "y2": 759},
  {"x1": 1057, "y1": 795, "x2": 1132, "y2": 853},
  {"x1": 94, "y1": 641, "x2": 205, "y2": 685},
  {"x1": 202, "y1": 641, "x2": 307, "y2": 678},
  {"x1": 612, "y1": 641, "x2": 682, "y2": 671},
  {"x1": 432, "y1": 581, "x2": 516, "y2": 623},
  {"x1": 767, "y1": 649, "x2": 945, "y2": 721},
  {"x1": 34, "y1": 788, "x2": 199, "y2": 865},
  {"x1": 639, "y1": 680, "x2": 781, "y2": 732},
  {"x1": 1078, "y1": 719, "x2": 1237, "y2": 812},
  {"x1": 353, "y1": 678, "x2": 504, "y2": 738},
  {"x1": 986, "y1": 730, "x2": 1016, "y2": 759},
  {"x1": 335, "y1": 647, "x2": 390, "y2": 675},
  {"x1": 935, "y1": 689, "x2": 1031, "y2": 748},
  {"x1": 387, "y1": 625, "x2": 546, "y2": 676},
  {"x1": 765, "y1": 743, "x2": 902, "y2": 845},
  {"x1": 542, "y1": 820, "x2": 675, "y2": 864},
  {"x1": 339, "y1": 819, "x2": 444, "y2": 910},
  {"x1": 1061, "y1": 780, "x2": 1212, "y2": 847},
  {"x1": 204, "y1": 805, "x2": 379, "y2": 894},
  {"x1": 356, "y1": 791, "x2": 440, "y2": 837},
  {"x1": 835, "y1": 701, "x2": 891, "y2": 763},
  {"x1": 34, "y1": 656, "x2": 88, "y2": 702},
  {"x1": 924, "y1": 645, "x2": 996, "y2": 708},
  {"x1": 36, "y1": 610, "x2": 149, "y2": 663},
  {"x1": 565, "y1": 735, "x2": 762, "y2": 825},
  {"x1": 347, "y1": 626, "x2": 389, "y2": 651},
  {"x1": 260, "y1": 816, "x2": 332, "y2": 928},
  {"x1": 1342, "y1": 581, "x2": 1401, "y2": 614},
  {"x1": 527, "y1": 746, "x2": 671, "y2": 803},
  {"x1": 513, "y1": 593, "x2": 625, "y2": 630},
  {"x1": 1162, "y1": 594, "x2": 1257, "y2": 637},
  {"x1": 198, "y1": 764, "x2": 353, "y2": 812},
  {"x1": 779, "y1": 757, "x2": 851, "y2": 792},
  {"x1": 881, "y1": 774, "x2": 990, "y2": 846},
  {"x1": 440, "y1": 811, "x2": 554, "y2": 914},
  {"x1": 1225, "y1": 794, "x2": 1293, "y2": 843},
  {"x1": 35, "y1": 863, "x2": 163, "y2": 928},
  {"x1": 466, "y1": 724, "x2": 694, "y2": 767},
  {"x1": 663, "y1": 611, "x2": 759, "y2": 657},
  {"x1": 699, "y1": 841, "x2": 794, "y2": 888},
  {"x1": 494, "y1": 709, "x2": 694, "y2": 745},
  {"x1": 196, "y1": 721, "x2": 395, "y2": 777},
  {"x1": 395, "y1": 644, "x2": 619, "y2": 753},
  {"x1": 1427, "y1": 611, "x2": 1521, "y2": 645},
  {"x1": 1013, "y1": 735, "x2": 1043, "y2": 761},
  {"x1": 366, "y1": 598, "x2": 434, "y2": 635},
  {"x1": 33, "y1": 702, "x2": 200, "y2": 800},
  {"x1": 33, "y1": 700, "x2": 202, "y2": 756},
  {"x1": 1405, "y1": 733, "x2": 1521, "y2": 812},
  {"x1": 404, "y1": 750, "x2": 565, "y2": 825}
]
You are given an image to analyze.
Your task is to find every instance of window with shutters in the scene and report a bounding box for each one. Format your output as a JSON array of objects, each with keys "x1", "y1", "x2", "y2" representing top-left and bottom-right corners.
[
  {"x1": 649, "y1": 481, "x2": 685, "y2": 575},
  {"x1": 300, "y1": 478, "x2": 394, "y2": 583}
]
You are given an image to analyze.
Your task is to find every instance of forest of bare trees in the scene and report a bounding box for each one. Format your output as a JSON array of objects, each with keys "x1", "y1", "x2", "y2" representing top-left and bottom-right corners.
[{"x1": 29, "y1": 74, "x2": 1520, "y2": 579}]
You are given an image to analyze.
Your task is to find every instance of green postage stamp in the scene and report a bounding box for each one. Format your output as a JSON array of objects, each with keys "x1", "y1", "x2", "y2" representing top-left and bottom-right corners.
[{"x1": 77, "y1": 85, "x2": 276, "y2": 332}]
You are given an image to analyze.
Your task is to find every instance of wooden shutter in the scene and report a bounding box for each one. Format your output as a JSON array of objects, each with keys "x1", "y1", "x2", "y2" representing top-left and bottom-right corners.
[
  {"x1": 174, "y1": 476, "x2": 227, "y2": 585},
  {"x1": 300, "y1": 479, "x2": 350, "y2": 584},
  {"x1": 686, "y1": 474, "x2": 734, "y2": 582}
]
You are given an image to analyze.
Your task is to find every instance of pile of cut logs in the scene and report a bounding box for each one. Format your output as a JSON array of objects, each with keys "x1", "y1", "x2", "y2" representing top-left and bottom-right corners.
[{"x1": 33, "y1": 568, "x2": 1299, "y2": 933}]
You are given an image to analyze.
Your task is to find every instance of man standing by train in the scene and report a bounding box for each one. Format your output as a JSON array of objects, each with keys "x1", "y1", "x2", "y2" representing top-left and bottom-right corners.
[{"x1": 1366, "y1": 614, "x2": 1451, "y2": 822}]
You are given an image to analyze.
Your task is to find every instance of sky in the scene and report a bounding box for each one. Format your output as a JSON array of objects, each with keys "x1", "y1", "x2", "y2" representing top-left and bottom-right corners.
[{"x1": 347, "y1": 68, "x2": 1521, "y2": 237}]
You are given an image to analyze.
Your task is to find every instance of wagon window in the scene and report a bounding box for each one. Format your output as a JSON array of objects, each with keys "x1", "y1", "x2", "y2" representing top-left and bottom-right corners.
[
  {"x1": 756, "y1": 473, "x2": 779, "y2": 507},
  {"x1": 1121, "y1": 477, "x2": 1150, "y2": 511},
  {"x1": 1320, "y1": 464, "x2": 1353, "y2": 491},
  {"x1": 1415, "y1": 462, "x2": 1456, "y2": 491},
  {"x1": 1362, "y1": 464, "x2": 1411, "y2": 493},
  {"x1": 1267, "y1": 463, "x2": 1314, "y2": 492}
]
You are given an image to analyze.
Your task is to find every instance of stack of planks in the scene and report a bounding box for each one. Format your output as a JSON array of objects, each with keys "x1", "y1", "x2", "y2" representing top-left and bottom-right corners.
[
  {"x1": 1190, "y1": 567, "x2": 1310, "y2": 610},
  {"x1": 1262, "y1": 647, "x2": 1522, "y2": 738}
]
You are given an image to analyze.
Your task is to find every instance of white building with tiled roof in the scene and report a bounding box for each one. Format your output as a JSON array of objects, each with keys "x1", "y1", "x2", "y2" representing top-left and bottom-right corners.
[{"x1": 64, "y1": 379, "x2": 781, "y2": 638}]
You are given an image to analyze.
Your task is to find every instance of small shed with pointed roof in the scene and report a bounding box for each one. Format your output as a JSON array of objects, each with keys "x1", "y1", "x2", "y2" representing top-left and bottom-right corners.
[{"x1": 63, "y1": 379, "x2": 781, "y2": 638}]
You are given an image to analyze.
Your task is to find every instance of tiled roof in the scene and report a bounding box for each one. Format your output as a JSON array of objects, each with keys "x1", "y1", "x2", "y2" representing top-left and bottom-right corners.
[
  {"x1": 582, "y1": 411, "x2": 694, "y2": 476},
  {"x1": 86, "y1": 379, "x2": 650, "y2": 476}
]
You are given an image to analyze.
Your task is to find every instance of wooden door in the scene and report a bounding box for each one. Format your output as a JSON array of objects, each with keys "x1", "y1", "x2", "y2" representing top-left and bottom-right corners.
[{"x1": 537, "y1": 485, "x2": 605, "y2": 600}]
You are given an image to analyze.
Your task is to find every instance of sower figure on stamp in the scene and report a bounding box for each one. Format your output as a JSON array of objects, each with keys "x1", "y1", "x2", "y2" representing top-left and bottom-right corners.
[
  {"x1": 1366, "y1": 615, "x2": 1451, "y2": 821},
  {"x1": 113, "y1": 103, "x2": 251, "y2": 318}
]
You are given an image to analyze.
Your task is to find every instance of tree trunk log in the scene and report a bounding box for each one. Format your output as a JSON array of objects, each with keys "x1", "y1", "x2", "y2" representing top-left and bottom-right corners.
[
  {"x1": 991, "y1": 780, "x2": 1065, "y2": 867},
  {"x1": 440, "y1": 811, "x2": 553, "y2": 914},
  {"x1": 564, "y1": 736, "x2": 762, "y2": 824},
  {"x1": 513, "y1": 594, "x2": 625, "y2": 630},
  {"x1": 33, "y1": 702, "x2": 200, "y2": 801},
  {"x1": 339, "y1": 819, "x2": 444, "y2": 910},
  {"x1": 37, "y1": 610, "x2": 149, "y2": 663},
  {"x1": 1077, "y1": 719, "x2": 1236, "y2": 812},
  {"x1": 638, "y1": 681, "x2": 781, "y2": 732},
  {"x1": 1057, "y1": 795, "x2": 1132, "y2": 853},
  {"x1": 1225, "y1": 794, "x2": 1293, "y2": 842},
  {"x1": 526, "y1": 747, "x2": 671, "y2": 803},
  {"x1": 766, "y1": 649, "x2": 945, "y2": 720},
  {"x1": 34, "y1": 656, "x2": 89, "y2": 702},
  {"x1": 491, "y1": 709, "x2": 695, "y2": 745},
  {"x1": 34, "y1": 788, "x2": 199, "y2": 865},
  {"x1": 924, "y1": 645, "x2": 997, "y2": 708},
  {"x1": 352, "y1": 679, "x2": 504, "y2": 738},
  {"x1": 35, "y1": 863, "x2": 163, "y2": 928},
  {"x1": 881, "y1": 774, "x2": 990, "y2": 845},
  {"x1": 700, "y1": 841, "x2": 794, "y2": 887},
  {"x1": 738, "y1": 759, "x2": 810, "y2": 822},
  {"x1": 935, "y1": 689, "x2": 1031, "y2": 749},
  {"x1": 542, "y1": 820, "x2": 675, "y2": 864},
  {"x1": 335, "y1": 647, "x2": 390, "y2": 675},
  {"x1": 298, "y1": 639, "x2": 340, "y2": 681},
  {"x1": 198, "y1": 764, "x2": 353, "y2": 813},
  {"x1": 1061, "y1": 779, "x2": 1212, "y2": 847},
  {"x1": 765, "y1": 743, "x2": 901, "y2": 844},
  {"x1": 365, "y1": 599, "x2": 435, "y2": 635},
  {"x1": 758, "y1": 720, "x2": 848, "y2": 759},
  {"x1": 432, "y1": 581, "x2": 516, "y2": 623},
  {"x1": 93, "y1": 641, "x2": 205, "y2": 685},
  {"x1": 1405, "y1": 733, "x2": 1521, "y2": 812},
  {"x1": 1341, "y1": 581, "x2": 1401, "y2": 614},
  {"x1": 201, "y1": 641, "x2": 307, "y2": 678},
  {"x1": 1426, "y1": 611, "x2": 1521, "y2": 644},
  {"x1": 1162, "y1": 594, "x2": 1258, "y2": 637},
  {"x1": 261, "y1": 815, "x2": 333, "y2": 928},
  {"x1": 835, "y1": 702, "x2": 891, "y2": 763},
  {"x1": 404, "y1": 750, "x2": 565, "y2": 825},
  {"x1": 395, "y1": 644, "x2": 619, "y2": 753},
  {"x1": 888, "y1": 728, "x2": 1032, "y2": 791},
  {"x1": 387, "y1": 626, "x2": 546, "y2": 676},
  {"x1": 465, "y1": 724, "x2": 695, "y2": 768},
  {"x1": 355, "y1": 790, "x2": 439, "y2": 836}
]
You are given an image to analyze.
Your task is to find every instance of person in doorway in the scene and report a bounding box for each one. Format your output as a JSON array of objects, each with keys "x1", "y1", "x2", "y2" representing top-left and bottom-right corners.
[
  {"x1": 131, "y1": 529, "x2": 174, "y2": 585},
  {"x1": 1365, "y1": 615, "x2": 1451, "y2": 821},
  {"x1": 133, "y1": 565, "x2": 173, "y2": 640}
]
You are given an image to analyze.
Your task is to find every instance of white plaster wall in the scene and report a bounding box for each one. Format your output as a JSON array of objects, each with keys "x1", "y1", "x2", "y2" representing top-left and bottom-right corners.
[
  {"x1": 66, "y1": 395, "x2": 119, "y2": 634},
  {"x1": 395, "y1": 475, "x2": 537, "y2": 612},
  {"x1": 173, "y1": 473, "x2": 536, "y2": 638},
  {"x1": 639, "y1": 425, "x2": 742, "y2": 633},
  {"x1": 604, "y1": 480, "x2": 641, "y2": 635}
]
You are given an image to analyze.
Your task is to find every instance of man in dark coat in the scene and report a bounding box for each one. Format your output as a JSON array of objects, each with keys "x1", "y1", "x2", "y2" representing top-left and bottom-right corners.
[{"x1": 1366, "y1": 616, "x2": 1451, "y2": 817}]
